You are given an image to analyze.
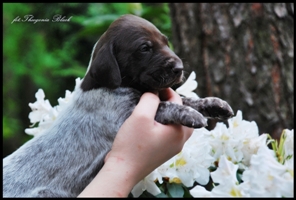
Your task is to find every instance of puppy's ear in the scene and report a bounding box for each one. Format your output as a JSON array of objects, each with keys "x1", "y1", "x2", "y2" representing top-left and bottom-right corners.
[
  {"x1": 81, "y1": 41, "x2": 121, "y2": 91},
  {"x1": 90, "y1": 42, "x2": 122, "y2": 88}
]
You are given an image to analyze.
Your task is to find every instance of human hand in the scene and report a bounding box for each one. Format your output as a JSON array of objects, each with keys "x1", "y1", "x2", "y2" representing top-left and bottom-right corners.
[
  {"x1": 78, "y1": 88, "x2": 193, "y2": 197},
  {"x1": 105, "y1": 88, "x2": 194, "y2": 186}
]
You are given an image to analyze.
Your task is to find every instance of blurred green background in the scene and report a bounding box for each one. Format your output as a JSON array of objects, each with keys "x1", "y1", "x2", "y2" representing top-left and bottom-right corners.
[{"x1": 3, "y1": 3, "x2": 172, "y2": 157}]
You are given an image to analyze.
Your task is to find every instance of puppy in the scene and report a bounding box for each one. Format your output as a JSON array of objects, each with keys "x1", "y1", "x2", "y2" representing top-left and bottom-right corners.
[{"x1": 3, "y1": 14, "x2": 233, "y2": 197}]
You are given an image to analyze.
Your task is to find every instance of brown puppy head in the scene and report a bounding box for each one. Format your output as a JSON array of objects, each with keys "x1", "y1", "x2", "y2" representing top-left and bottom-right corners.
[{"x1": 81, "y1": 14, "x2": 184, "y2": 92}]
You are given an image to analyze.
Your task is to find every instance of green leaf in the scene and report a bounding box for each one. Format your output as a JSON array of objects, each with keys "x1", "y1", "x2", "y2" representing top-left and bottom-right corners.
[
  {"x1": 182, "y1": 185, "x2": 194, "y2": 198},
  {"x1": 236, "y1": 168, "x2": 245, "y2": 183},
  {"x1": 155, "y1": 192, "x2": 169, "y2": 198},
  {"x1": 138, "y1": 190, "x2": 156, "y2": 198},
  {"x1": 167, "y1": 183, "x2": 184, "y2": 197}
]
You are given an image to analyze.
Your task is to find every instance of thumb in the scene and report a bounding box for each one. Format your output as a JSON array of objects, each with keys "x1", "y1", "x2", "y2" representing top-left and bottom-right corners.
[{"x1": 131, "y1": 92, "x2": 160, "y2": 120}]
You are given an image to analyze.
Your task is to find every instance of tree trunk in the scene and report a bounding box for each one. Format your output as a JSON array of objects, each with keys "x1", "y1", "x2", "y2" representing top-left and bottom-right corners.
[{"x1": 169, "y1": 3, "x2": 294, "y2": 139}]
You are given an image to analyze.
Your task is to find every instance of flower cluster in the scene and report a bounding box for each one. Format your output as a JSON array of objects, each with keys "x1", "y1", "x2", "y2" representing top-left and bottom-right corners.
[
  {"x1": 25, "y1": 78, "x2": 82, "y2": 136},
  {"x1": 132, "y1": 113, "x2": 293, "y2": 198},
  {"x1": 25, "y1": 72, "x2": 294, "y2": 197}
]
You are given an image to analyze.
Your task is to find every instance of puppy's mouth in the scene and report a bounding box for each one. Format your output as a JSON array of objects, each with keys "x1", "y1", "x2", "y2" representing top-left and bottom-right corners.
[{"x1": 140, "y1": 68, "x2": 184, "y2": 91}]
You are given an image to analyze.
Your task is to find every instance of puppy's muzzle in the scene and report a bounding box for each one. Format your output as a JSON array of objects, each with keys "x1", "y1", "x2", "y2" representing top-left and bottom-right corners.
[
  {"x1": 172, "y1": 62, "x2": 183, "y2": 75},
  {"x1": 166, "y1": 57, "x2": 183, "y2": 73}
]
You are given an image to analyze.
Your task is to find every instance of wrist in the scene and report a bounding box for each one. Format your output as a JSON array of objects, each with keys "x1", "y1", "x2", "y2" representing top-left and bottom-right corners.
[
  {"x1": 104, "y1": 155, "x2": 141, "y2": 186},
  {"x1": 78, "y1": 156, "x2": 139, "y2": 197}
]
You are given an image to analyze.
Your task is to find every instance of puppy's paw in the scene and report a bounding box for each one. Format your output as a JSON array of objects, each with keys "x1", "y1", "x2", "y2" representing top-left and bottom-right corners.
[
  {"x1": 199, "y1": 97, "x2": 234, "y2": 120},
  {"x1": 155, "y1": 102, "x2": 208, "y2": 128},
  {"x1": 179, "y1": 107, "x2": 208, "y2": 128},
  {"x1": 182, "y1": 97, "x2": 234, "y2": 120}
]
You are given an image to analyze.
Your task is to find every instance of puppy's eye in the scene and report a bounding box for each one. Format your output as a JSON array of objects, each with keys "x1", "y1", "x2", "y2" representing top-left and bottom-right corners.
[{"x1": 139, "y1": 44, "x2": 151, "y2": 52}]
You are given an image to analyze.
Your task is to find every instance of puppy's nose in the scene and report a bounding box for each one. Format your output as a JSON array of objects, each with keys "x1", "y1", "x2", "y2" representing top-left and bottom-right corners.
[{"x1": 172, "y1": 63, "x2": 183, "y2": 74}]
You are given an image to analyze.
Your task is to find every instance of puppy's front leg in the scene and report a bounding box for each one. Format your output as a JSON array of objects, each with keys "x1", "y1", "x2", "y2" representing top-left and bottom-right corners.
[
  {"x1": 182, "y1": 97, "x2": 234, "y2": 120},
  {"x1": 155, "y1": 102, "x2": 207, "y2": 128}
]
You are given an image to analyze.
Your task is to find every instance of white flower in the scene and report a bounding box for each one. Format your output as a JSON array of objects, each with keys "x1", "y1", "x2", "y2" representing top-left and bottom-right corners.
[
  {"x1": 131, "y1": 170, "x2": 163, "y2": 197},
  {"x1": 190, "y1": 185, "x2": 213, "y2": 197},
  {"x1": 157, "y1": 150, "x2": 196, "y2": 187},
  {"x1": 228, "y1": 110, "x2": 259, "y2": 140},
  {"x1": 241, "y1": 144, "x2": 293, "y2": 197},
  {"x1": 282, "y1": 129, "x2": 294, "y2": 161},
  {"x1": 205, "y1": 122, "x2": 244, "y2": 164},
  {"x1": 25, "y1": 105, "x2": 59, "y2": 136},
  {"x1": 190, "y1": 156, "x2": 247, "y2": 197},
  {"x1": 56, "y1": 77, "x2": 81, "y2": 113},
  {"x1": 211, "y1": 155, "x2": 239, "y2": 185},
  {"x1": 74, "y1": 77, "x2": 82, "y2": 90},
  {"x1": 176, "y1": 71, "x2": 199, "y2": 99},
  {"x1": 282, "y1": 130, "x2": 294, "y2": 187},
  {"x1": 206, "y1": 181, "x2": 247, "y2": 197},
  {"x1": 207, "y1": 110, "x2": 264, "y2": 169},
  {"x1": 27, "y1": 89, "x2": 53, "y2": 124},
  {"x1": 24, "y1": 127, "x2": 44, "y2": 136},
  {"x1": 25, "y1": 78, "x2": 81, "y2": 136},
  {"x1": 184, "y1": 128, "x2": 214, "y2": 168},
  {"x1": 155, "y1": 128, "x2": 213, "y2": 188},
  {"x1": 191, "y1": 181, "x2": 247, "y2": 197},
  {"x1": 56, "y1": 90, "x2": 73, "y2": 113},
  {"x1": 25, "y1": 89, "x2": 58, "y2": 136},
  {"x1": 239, "y1": 133, "x2": 269, "y2": 168},
  {"x1": 225, "y1": 110, "x2": 266, "y2": 168},
  {"x1": 183, "y1": 128, "x2": 214, "y2": 185}
]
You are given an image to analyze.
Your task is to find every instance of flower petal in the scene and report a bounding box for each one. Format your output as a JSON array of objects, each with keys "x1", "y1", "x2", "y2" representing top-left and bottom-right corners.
[{"x1": 176, "y1": 71, "x2": 199, "y2": 99}]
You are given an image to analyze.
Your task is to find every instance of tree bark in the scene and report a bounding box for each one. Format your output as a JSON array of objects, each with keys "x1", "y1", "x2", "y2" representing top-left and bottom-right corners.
[{"x1": 169, "y1": 3, "x2": 294, "y2": 139}]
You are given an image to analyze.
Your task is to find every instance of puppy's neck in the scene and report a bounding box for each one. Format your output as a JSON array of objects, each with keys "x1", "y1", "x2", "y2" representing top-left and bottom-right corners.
[{"x1": 120, "y1": 78, "x2": 155, "y2": 93}]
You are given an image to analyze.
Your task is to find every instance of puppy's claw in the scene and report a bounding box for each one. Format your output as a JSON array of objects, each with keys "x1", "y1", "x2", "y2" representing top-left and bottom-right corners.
[{"x1": 213, "y1": 100, "x2": 234, "y2": 120}]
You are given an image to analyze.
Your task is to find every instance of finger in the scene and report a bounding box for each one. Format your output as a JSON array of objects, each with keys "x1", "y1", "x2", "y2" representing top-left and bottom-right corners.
[
  {"x1": 159, "y1": 88, "x2": 182, "y2": 104},
  {"x1": 182, "y1": 126, "x2": 194, "y2": 141},
  {"x1": 132, "y1": 92, "x2": 160, "y2": 120},
  {"x1": 156, "y1": 123, "x2": 194, "y2": 153},
  {"x1": 156, "y1": 122, "x2": 194, "y2": 141}
]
